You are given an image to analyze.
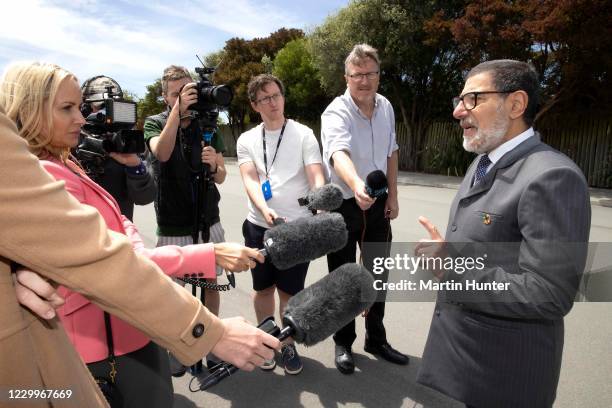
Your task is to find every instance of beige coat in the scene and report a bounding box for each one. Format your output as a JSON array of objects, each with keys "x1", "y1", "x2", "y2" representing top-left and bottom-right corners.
[{"x1": 0, "y1": 111, "x2": 224, "y2": 407}]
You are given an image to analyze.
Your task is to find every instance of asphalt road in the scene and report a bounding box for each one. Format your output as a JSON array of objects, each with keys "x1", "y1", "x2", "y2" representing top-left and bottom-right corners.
[{"x1": 133, "y1": 162, "x2": 612, "y2": 408}]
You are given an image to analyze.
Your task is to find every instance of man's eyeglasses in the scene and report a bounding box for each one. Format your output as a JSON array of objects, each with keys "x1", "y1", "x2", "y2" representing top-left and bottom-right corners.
[
  {"x1": 347, "y1": 71, "x2": 379, "y2": 81},
  {"x1": 452, "y1": 90, "x2": 517, "y2": 111},
  {"x1": 256, "y1": 93, "x2": 283, "y2": 105}
]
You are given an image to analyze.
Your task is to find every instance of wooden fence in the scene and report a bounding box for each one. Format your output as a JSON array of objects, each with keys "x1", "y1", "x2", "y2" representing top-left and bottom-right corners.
[
  {"x1": 396, "y1": 118, "x2": 612, "y2": 188},
  {"x1": 219, "y1": 117, "x2": 612, "y2": 188},
  {"x1": 537, "y1": 118, "x2": 612, "y2": 188}
]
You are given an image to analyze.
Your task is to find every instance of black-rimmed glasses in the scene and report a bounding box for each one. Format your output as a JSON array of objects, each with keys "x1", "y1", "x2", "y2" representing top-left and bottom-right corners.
[
  {"x1": 347, "y1": 71, "x2": 379, "y2": 81},
  {"x1": 256, "y1": 93, "x2": 283, "y2": 105},
  {"x1": 452, "y1": 90, "x2": 518, "y2": 110}
]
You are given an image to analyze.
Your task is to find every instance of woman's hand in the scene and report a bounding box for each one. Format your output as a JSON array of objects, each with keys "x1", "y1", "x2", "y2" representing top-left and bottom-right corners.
[
  {"x1": 14, "y1": 269, "x2": 65, "y2": 319},
  {"x1": 213, "y1": 243, "x2": 265, "y2": 272}
]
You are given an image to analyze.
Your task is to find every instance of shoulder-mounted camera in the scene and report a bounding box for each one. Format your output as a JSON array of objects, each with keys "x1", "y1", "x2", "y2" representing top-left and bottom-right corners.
[{"x1": 78, "y1": 75, "x2": 145, "y2": 155}]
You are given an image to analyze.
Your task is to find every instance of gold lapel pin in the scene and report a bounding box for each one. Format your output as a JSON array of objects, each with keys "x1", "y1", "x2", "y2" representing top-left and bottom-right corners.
[{"x1": 483, "y1": 213, "x2": 492, "y2": 225}]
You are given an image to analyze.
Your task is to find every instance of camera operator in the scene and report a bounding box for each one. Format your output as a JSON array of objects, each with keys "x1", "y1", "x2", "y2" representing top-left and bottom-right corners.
[
  {"x1": 144, "y1": 65, "x2": 227, "y2": 376},
  {"x1": 79, "y1": 76, "x2": 156, "y2": 220}
]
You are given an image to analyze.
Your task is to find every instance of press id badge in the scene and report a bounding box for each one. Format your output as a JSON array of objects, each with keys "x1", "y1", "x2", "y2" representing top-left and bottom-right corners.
[{"x1": 262, "y1": 179, "x2": 272, "y2": 201}]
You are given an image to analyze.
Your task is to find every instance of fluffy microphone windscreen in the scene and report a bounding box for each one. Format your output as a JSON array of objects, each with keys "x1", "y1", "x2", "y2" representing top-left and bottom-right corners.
[
  {"x1": 283, "y1": 263, "x2": 376, "y2": 346},
  {"x1": 299, "y1": 183, "x2": 344, "y2": 211},
  {"x1": 365, "y1": 170, "x2": 388, "y2": 198},
  {"x1": 263, "y1": 213, "x2": 348, "y2": 270}
]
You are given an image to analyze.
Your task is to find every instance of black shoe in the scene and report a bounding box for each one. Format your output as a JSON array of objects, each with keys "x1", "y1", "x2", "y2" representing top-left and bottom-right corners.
[
  {"x1": 169, "y1": 353, "x2": 187, "y2": 377},
  {"x1": 334, "y1": 345, "x2": 355, "y2": 374},
  {"x1": 364, "y1": 342, "x2": 409, "y2": 365},
  {"x1": 189, "y1": 361, "x2": 204, "y2": 376}
]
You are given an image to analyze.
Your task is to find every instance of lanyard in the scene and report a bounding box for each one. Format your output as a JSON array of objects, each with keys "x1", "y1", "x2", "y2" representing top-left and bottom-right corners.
[{"x1": 262, "y1": 119, "x2": 287, "y2": 179}]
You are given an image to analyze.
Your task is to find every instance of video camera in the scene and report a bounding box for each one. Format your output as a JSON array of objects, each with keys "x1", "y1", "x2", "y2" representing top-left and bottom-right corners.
[
  {"x1": 188, "y1": 65, "x2": 233, "y2": 130},
  {"x1": 75, "y1": 76, "x2": 145, "y2": 179},
  {"x1": 78, "y1": 76, "x2": 145, "y2": 155},
  {"x1": 81, "y1": 101, "x2": 144, "y2": 154}
]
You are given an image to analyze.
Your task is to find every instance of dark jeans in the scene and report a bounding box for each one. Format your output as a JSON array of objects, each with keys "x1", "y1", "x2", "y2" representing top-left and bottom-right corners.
[{"x1": 327, "y1": 194, "x2": 392, "y2": 347}]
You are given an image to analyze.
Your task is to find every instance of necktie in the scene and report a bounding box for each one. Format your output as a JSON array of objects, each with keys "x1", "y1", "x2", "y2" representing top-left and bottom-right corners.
[{"x1": 473, "y1": 154, "x2": 491, "y2": 185}]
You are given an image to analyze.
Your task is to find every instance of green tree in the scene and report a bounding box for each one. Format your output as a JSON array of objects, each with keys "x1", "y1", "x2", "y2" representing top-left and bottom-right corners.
[
  {"x1": 203, "y1": 50, "x2": 226, "y2": 69},
  {"x1": 122, "y1": 89, "x2": 138, "y2": 102},
  {"x1": 209, "y1": 28, "x2": 304, "y2": 138},
  {"x1": 273, "y1": 38, "x2": 330, "y2": 122},
  {"x1": 136, "y1": 79, "x2": 165, "y2": 129},
  {"x1": 261, "y1": 55, "x2": 274, "y2": 73}
]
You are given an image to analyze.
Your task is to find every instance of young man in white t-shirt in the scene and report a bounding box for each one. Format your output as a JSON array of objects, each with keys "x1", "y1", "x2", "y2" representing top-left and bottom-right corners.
[{"x1": 236, "y1": 74, "x2": 324, "y2": 375}]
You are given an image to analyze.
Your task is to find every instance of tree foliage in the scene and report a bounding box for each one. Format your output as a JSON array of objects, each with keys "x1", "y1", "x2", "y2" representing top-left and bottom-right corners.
[
  {"x1": 136, "y1": 79, "x2": 165, "y2": 129},
  {"x1": 273, "y1": 38, "x2": 330, "y2": 122},
  {"x1": 427, "y1": 0, "x2": 612, "y2": 122},
  {"x1": 207, "y1": 28, "x2": 304, "y2": 137}
]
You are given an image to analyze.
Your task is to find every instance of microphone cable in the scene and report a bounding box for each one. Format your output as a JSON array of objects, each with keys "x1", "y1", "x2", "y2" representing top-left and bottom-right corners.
[
  {"x1": 358, "y1": 203, "x2": 392, "y2": 317},
  {"x1": 178, "y1": 270, "x2": 236, "y2": 291}
]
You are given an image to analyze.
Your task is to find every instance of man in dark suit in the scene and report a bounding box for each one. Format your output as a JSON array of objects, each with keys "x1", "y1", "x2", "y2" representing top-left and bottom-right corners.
[{"x1": 415, "y1": 60, "x2": 591, "y2": 408}]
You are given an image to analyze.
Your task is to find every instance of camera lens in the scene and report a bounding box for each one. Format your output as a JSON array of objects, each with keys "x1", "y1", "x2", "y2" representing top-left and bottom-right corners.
[
  {"x1": 210, "y1": 85, "x2": 232, "y2": 107},
  {"x1": 199, "y1": 84, "x2": 232, "y2": 107}
]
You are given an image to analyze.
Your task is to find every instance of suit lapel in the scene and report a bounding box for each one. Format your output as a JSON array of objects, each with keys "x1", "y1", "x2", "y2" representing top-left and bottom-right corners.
[{"x1": 459, "y1": 134, "x2": 542, "y2": 201}]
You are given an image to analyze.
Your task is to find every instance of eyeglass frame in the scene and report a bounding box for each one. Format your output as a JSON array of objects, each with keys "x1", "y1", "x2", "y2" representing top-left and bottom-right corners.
[
  {"x1": 346, "y1": 71, "x2": 379, "y2": 81},
  {"x1": 254, "y1": 92, "x2": 284, "y2": 105},
  {"x1": 452, "y1": 90, "x2": 518, "y2": 111}
]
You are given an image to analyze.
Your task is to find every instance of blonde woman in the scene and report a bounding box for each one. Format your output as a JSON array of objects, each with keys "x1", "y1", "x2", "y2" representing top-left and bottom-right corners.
[{"x1": 0, "y1": 62, "x2": 265, "y2": 407}]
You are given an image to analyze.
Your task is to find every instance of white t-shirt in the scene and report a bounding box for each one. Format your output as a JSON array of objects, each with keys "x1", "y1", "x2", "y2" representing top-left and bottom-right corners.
[{"x1": 237, "y1": 119, "x2": 322, "y2": 228}]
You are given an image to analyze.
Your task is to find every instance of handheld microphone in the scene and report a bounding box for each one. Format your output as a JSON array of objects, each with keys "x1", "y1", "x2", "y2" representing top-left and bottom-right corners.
[
  {"x1": 297, "y1": 184, "x2": 344, "y2": 211},
  {"x1": 199, "y1": 263, "x2": 375, "y2": 390},
  {"x1": 365, "y1": 170, "x2": 388, "y2": 198},
  {"x1": 260, "y1": 213, "x2": 348, "y2": 270},
  {"x1": 272, "y1": 217, "x2": 286, "y2": 226}
]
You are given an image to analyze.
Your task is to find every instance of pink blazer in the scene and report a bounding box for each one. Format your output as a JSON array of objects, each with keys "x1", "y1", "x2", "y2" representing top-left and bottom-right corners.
[{"x1": 42, "y1": 158, "x2": 216, "y2": 363}]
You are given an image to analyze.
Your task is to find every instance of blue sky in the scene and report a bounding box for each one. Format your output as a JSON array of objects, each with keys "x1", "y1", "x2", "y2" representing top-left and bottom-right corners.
[{"x1": 0, "y1": 0, "x2": 349, "y2": 98}]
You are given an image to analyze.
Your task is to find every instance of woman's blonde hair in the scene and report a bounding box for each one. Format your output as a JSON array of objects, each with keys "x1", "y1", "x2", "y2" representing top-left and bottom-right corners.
[{"x1": 0, "y1": 61, "x2": 78, "y2": 160}]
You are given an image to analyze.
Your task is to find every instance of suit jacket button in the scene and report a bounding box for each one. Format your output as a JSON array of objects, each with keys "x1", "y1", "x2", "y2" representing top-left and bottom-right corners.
[
  {"x1": 451, "y1": 224, "x2": 457, "y2": 232},
  {"x1": 192, "y1": 323, "x2": 205, "y2": 338}
]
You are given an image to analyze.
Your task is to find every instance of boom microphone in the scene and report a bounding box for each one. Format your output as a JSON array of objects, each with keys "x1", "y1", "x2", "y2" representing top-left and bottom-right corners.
[
  {"x1": 261, "y1": 213, "x2": 348, "y2": 270},
  {"x1": 297, "y1": 183, "x2": 344, "y2": 211},
  {"x1": 199, "y1": 263, "x2": 375, "y2": 390},
  {"x1": 365, "y1": 170, "x2": 388, "y2": 198}
]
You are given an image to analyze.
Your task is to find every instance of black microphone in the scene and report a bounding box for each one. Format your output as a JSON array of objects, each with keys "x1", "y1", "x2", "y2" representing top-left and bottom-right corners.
[
  {"x1": 297, "y1": 184, "x2": 344, "y2": 211},
  {"x1": 199, "y1": 263, "x2": 375, "y2": 390},
  {"x1": 260, "y1": 213, "x2": 348, "y2": 270},
  {"x1": 365, "y1": 170, "x2": 388, "y2": 198}
]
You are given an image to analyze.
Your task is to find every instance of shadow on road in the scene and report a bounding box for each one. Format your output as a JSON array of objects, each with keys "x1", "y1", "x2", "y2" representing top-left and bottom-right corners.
[{"x1": 179, "y1": 353, "x2": 461, "y2": 408}]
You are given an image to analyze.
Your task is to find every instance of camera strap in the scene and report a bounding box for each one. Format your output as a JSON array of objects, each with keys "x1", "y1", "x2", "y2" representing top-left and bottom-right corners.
[{"x1": 262, "y1": 119, "x2": 287, "y2": 180}]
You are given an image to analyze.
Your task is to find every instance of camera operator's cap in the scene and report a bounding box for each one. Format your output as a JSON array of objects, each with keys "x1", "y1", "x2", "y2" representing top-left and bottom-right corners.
[{"x1": 81, "y1": 75, "x2": 123, "y2": 101}]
